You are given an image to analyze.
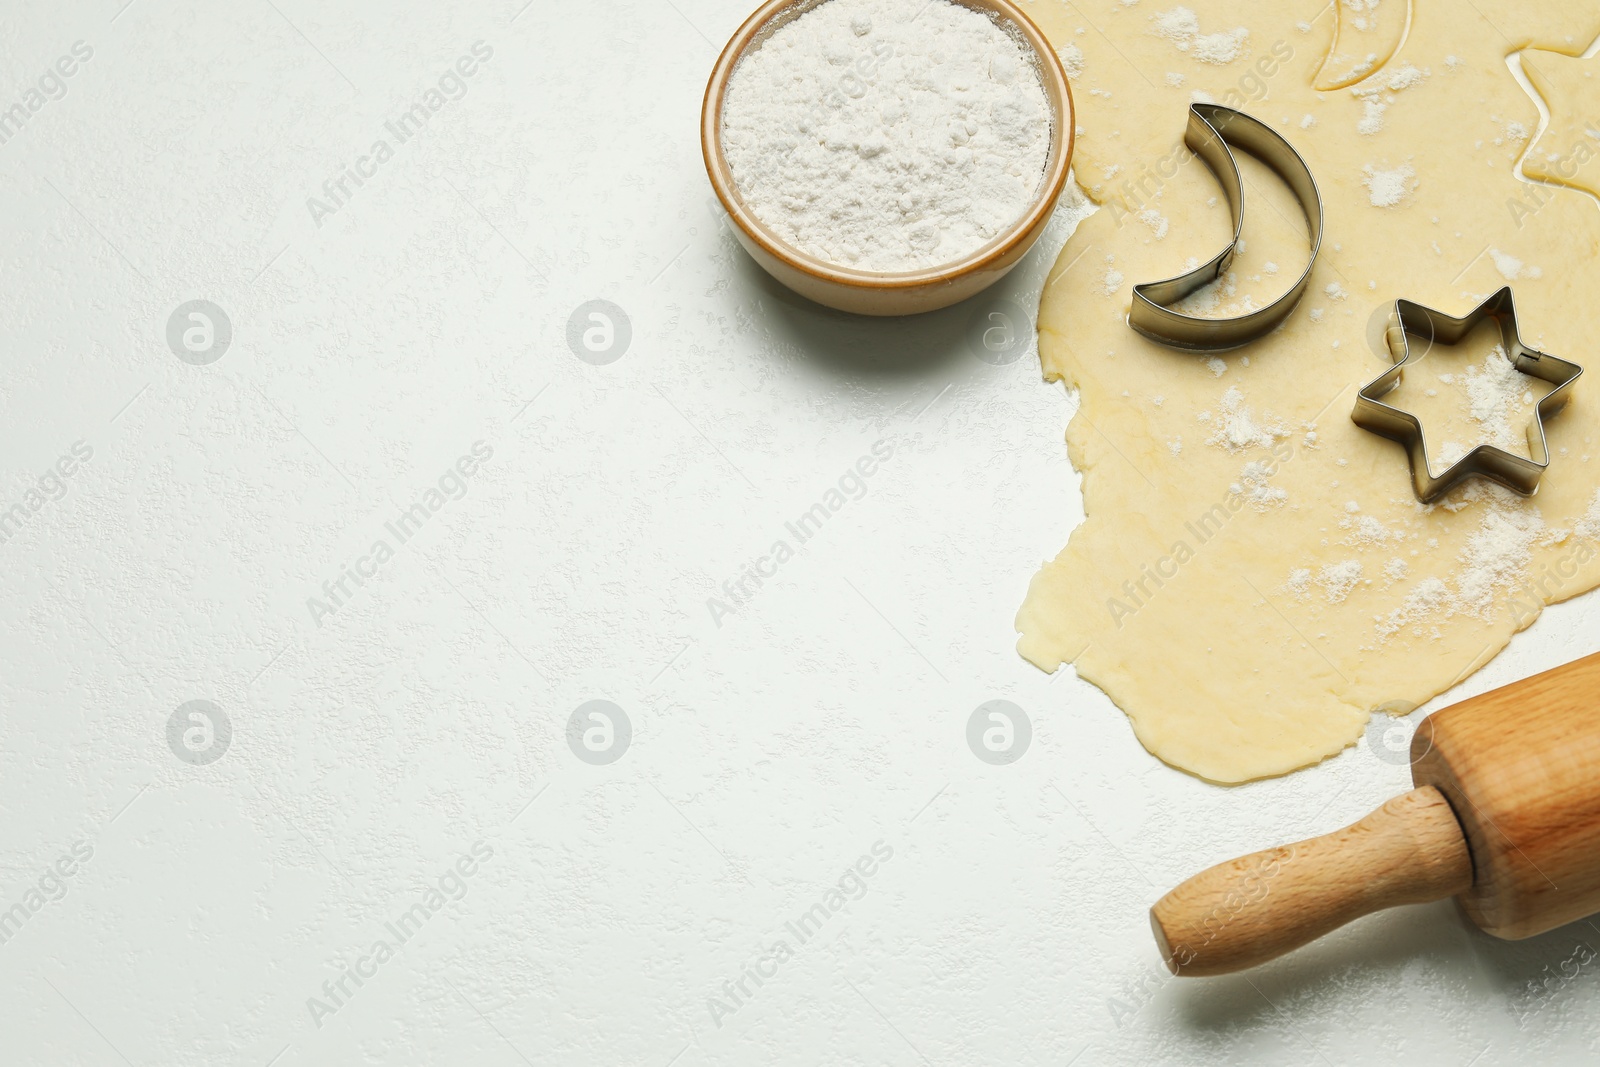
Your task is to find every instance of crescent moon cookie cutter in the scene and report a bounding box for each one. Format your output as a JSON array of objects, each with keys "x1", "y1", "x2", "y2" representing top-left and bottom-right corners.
[
  {"x1": 1128, "y1": 103, "x2": 1324, "y2": 352},
  {"x1": 1352, "y1": 287, "x2": 1583, "y2": 504}
]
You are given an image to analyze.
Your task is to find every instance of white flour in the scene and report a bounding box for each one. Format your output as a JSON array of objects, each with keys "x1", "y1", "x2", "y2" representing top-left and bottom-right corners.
[{"x1": 721, "y1": 0, "x2": 1051, "y2": 273}]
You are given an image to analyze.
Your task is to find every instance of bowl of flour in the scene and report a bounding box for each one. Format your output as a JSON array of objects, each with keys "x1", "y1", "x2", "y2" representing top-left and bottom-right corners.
[{"x1": 703, "y1": 0, "x2": 1074, "y2": 316}]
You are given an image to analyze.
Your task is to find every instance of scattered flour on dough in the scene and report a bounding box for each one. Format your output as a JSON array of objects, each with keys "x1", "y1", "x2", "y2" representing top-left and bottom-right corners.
[
  {"x1": 1329, "y1": 52, "x2": 1380, "y2": 84},
  {"x1": 1272, "y1": 480, "x2": 1562, "y2": 641},
  {"x1": 1435, "y1": 440, "x2": 1469, "y2": 468},
  {"x1": 1492, "y1": 117, "x2": 1529, "y2": 146},
  {"x1": 1356, "y1": 93, "x2": 1387, "y2": 135},
  {"x1": 1465, "y1": 346, "x2": 1521, "y2": 425},
  {"x1": 1455, "y1": 495, "x2": 1545, "y2": 615},
  {"x1": 1056, "y1": 41, "x2": 1086, "y2": 78},
  {"x1": 1363, "y1": 163, "x2": 1415, "y2": 207},
  {"x1": 1138, "y1": 208, "x2": 1170, "y2": 238},
  {"x1": 1342, "y1": 511, "x2": 1404, "y2": 547},
  {"x1": 1207, "y1": 386, "x2": 1287, "y2": 451},
  {"x1": 1150, "y1": 6, "x2": 1248, "y2": 64},
  {"x1": 1385, "y1": 64, "x2": 1429, "y2": 91},
  {"x1": 1437, "y1": 343, "x2": 1536, "y2": 457},
  {"x1": 1370, "y1": 486, "x2": 1550, "y2": 640},
  {"x1": 1576, "y1": 489, "x2": 1600, "y2": 540},
  {"x1": 1102, "y1": 267, "x2": 1125, "y2": 294},
  {"x1": 1343, "y1": 0, "x2": 1376, "y2": 33},
  {"x1": 1489, "y1": 248, "x2": 1541, "y2": 281},
  {"x1": 1287, "y1": 567, "x2": 1313, "y2": 598},
  {"x1": 1374, "y1": 576, "x2": 1452, "y2": 639},
  {"x1": 1191, "y1": 28, "x2": 1248, "y2": 63},
  {"x1": 1318, "y1": 560, "x2": 1364, "y2": 603},
  {"x1": 1151, "y1": 7, "x2": 1199, "y2": 42},
  {"x1": 1233, "y1": 460, "x2": 1287, "y2": 510}
]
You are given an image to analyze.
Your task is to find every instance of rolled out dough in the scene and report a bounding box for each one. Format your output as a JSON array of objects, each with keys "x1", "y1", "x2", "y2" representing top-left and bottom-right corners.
[{"x1": 1019, "y1": 0, "x2": 1600, "y2": 782}]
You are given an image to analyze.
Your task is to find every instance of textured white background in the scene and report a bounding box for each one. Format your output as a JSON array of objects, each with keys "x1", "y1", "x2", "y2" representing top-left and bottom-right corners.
[{"x1": 4, "y1": 0, "x2": 1600, "y2": 1064}]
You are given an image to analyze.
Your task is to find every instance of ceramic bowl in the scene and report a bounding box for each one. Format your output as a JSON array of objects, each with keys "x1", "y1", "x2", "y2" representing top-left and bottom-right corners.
[{"x1": 701, "y1": 0, "x2": 1075, "y2": 316}]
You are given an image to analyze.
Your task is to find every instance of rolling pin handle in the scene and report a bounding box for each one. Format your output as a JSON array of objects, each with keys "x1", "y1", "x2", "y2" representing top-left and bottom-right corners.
[{"x1": 1150, "y1": 786, "x2": 1474, "y2": 976}]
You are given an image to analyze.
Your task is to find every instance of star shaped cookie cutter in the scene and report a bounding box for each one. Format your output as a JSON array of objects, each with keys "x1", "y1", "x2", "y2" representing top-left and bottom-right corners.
[
  {"x1": 1128, "y1": 103, "x2": 1324, "y2": 352},
  {"x1": 1351, "y1": 287, "x2": 1583, "y2": 504}
]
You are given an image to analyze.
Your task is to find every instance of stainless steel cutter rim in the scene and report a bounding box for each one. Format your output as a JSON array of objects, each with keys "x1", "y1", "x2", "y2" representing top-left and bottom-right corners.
[
  {"x1": 1128, "y1": 103, "x2": 1325, "y2": 353},
  {"x1": 1351, "y1": 286, "x2": 1583, "y2": 504}
]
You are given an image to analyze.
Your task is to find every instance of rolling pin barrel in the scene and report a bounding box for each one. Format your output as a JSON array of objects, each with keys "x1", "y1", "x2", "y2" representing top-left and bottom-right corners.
[
  {"x1": 1415, "y1": 649, "x2": 1600, "y2": 938},
  {"x1": 1153, "y1": 650, "x2": 1600, "y2": 976}
]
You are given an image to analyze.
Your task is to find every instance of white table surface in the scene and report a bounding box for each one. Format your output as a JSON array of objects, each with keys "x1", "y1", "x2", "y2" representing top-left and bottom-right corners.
[{"x1": 5, "y1": 1, "x2": 1600, "y2": 1064}]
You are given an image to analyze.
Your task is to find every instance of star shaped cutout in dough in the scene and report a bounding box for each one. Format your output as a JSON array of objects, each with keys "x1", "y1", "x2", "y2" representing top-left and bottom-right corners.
[
  {"x1": 1351, "y1": 287, "x2": 1583, "y2": 504},
  {"x1": 1517, "y1": 46, "x2": 1600, "y2": 199}
]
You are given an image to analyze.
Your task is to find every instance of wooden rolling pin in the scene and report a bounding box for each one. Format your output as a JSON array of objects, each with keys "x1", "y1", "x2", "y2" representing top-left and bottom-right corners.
[{"x1": 1152, "y1": 650, "x2": 1600, "y2": 976}]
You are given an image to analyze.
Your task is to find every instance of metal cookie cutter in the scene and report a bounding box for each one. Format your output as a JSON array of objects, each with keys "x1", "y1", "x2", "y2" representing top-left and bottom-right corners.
[
  {"x1": 1129, "y1": 103, "x2": 1324, "y2": 352},
  {"x1": 1352, "y1": 287, "x2": 1583, "y2": 504}
]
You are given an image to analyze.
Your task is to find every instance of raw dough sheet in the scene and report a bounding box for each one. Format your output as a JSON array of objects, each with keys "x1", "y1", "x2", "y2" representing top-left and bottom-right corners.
[{"x1": 1018, "y1": 0, "x2": 1600, "y2": 782}]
